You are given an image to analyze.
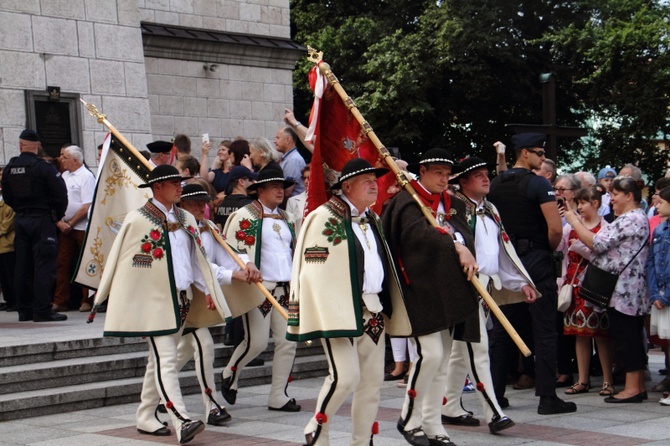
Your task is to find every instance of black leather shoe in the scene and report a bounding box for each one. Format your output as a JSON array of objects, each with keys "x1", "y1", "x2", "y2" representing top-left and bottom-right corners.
[
  {"x1": 498, "y1": 396, "x2": 509, "y2": 409},
  {"x1": 223, "y1": 332, "x2": 234, "y2": 346},
  {"x1": 179, "y1": 420, "x2": 205, "y2": 444},
  {"x1": 397, "y1": 419, "x2": 430, "y2": 446},
  {"x1": 207, "y1": 407, "x2": 232, "y2": 425},
  {"x1": 385, "y1": 372, "x2": 405, "y2": 381},
  {"x1": 220, "y1": 375, "x2": 237, "y2": 405},
  {"x1": 428, "y1": 434, "x2": 456, "y2": 445},
  {"x1": 18, "y1": 313, "x2": 32, "y2": 321},
  {"x1": 538, "y1": 396, "x2": 577, "y2": 414},
  {"x1": 33, "y1": 312, "x2": 67, "y2": 322},
  {"x1": 604, "y1": 393, "x2": 644, "y2": 404},
  {"x1": 488, "y1": 415, "x2": 515, "y2": 434},
  {"x1": 137, "y1": 426, "x2": 171, "y2": 436},
  {"x1": 441, "y1": 414, "x2": 480, "y2": 426},
  {"x1": 157, "y1": 403, "x2": 167, "y2": 413},
  {"x1": 269, "y1": 398, "x2": 301, "y2": 412}
]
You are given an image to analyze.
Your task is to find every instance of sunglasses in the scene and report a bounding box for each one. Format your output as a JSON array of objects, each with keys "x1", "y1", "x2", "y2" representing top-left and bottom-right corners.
[{"x1": 526, "y1": 149, "x2": 546, "y2": 157}]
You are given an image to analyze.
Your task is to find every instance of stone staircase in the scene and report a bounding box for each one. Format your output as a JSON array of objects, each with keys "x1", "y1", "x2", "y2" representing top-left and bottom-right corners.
[{"x1": 0, "y1": 327, "x2": 327, "y2": 421}]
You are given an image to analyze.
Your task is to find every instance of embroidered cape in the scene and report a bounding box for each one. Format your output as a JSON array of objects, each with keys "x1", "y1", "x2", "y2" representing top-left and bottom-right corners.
[
  {"x1": 286, "y1": 195, "x2": 411, "y2": 342},
  {"x1": 94, "y1": 200, "x2": 229, "y2": 337}
]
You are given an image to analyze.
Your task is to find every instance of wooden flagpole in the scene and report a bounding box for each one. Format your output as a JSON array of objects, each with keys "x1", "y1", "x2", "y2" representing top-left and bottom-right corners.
[
  {"x1": 306, "y1": 48, "x2": 531, "y2": 357},
  {"x1": 80, "y1": 100, "x2": 288, "y2": 321}
]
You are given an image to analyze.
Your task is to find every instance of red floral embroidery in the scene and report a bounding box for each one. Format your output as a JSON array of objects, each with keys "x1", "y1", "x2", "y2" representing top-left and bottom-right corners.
[
  {"x1": 150, "y1": 230, "x2": 161, "y2": 240},
  {"x1": 476, "y1": 382, "x2": 485, "y2": 392},
  {"x1": 288, "y1": 375, "x2": 294, "y2": 383},
  {"x1": 236, "y1": 230, "x2": 246, "y2": 241},
  {"x1": 316, "y1": 412, "x2": 327, "y2": 424},
  {"x1": 323, "y1": 229, "x2": 333, "y2": 235},
  {"x1": 369, "y1": 318, "x2": 378, "y2": 326},
  {"x1": 187, "y1": 226, "x2": 196, "y2": 234},
  {"x1": 501, "y1": 232, "x2": 510, "y2": 243},
  {"x1": 372, "y1": 421, "x2": 379, "y2": 435},
  {"x1": 205, "y1": 387, "x2": 212, "y2": 395},
  {"x1": 407, "y1": 389, "x2": 416, "y2": 399},
  {"x1": 240, "y1": 219, "x2": 251, "y2": 230},
  {"x1": 165, "y1": 401, "x2": 174, "y2": 409},
  {"x1": 153, "y1": 248, "x2": 164, "y2": 259},
  {"x1": 231, "y1": 366, "x2": 237, "y2": 372},
  {"x1": 141, "y1": 242, "x2": 152, "y2": 253},
  {"x1": 245, "y1": 235, "x2": 256, "y2": 246},
  {"x1": 494, "y1": 214, "x2": 501, "y2": 223}
]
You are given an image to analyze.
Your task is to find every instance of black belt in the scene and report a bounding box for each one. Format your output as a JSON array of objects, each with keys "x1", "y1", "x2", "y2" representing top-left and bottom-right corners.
[{"x1": 16, "y1": 209, "x2": 50, "y2": 217}]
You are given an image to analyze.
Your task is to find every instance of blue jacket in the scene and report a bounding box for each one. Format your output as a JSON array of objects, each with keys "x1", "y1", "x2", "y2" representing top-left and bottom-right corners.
[{"x1": 647, "y1": 220, "x2": 670, "y2": 306}]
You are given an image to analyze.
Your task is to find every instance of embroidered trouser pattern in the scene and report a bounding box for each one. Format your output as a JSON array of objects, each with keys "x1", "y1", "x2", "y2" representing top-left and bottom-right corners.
[
  {"x1": 177, "y1": 328, "x2": 223, "y2": 416},
  {"x1": 401, "y1": 329, "x2": 453, "y2": 438},
  {"x1": 443, "y1": 303, "x2": 504, "y2": 422},
  {"x1": 305, "y1": 309, "x2": 385, "y2": 446},
  {"x1": 223, "y1": 283, "x2": 297, "y2": 408}
]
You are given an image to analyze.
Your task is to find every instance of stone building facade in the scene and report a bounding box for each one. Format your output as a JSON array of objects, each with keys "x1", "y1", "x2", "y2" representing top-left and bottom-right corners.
[{"x1": 0, "y1": 0, "x2": 303, "y2": 167}]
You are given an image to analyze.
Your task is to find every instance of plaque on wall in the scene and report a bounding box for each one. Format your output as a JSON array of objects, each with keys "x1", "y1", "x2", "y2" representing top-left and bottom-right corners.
[{"x1": 25, "y1": 90, "x2": 81, "y2": 159}]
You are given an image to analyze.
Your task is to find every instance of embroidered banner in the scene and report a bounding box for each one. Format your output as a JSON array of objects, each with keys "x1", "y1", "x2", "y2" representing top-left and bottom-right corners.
[{"x1": 73, "y1": 133, "x2": 151, "y2": 289}]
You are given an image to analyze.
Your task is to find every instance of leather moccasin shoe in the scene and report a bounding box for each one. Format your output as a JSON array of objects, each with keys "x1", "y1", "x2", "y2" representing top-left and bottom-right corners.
[
  {"x1": 537, "y1": 396, "x2": 577, "y2": 414},
  {"x1": 498, "y1": 396, "x2": 509, "y2": 409},
  {"x1": 441, "y1": 414, "x2": 480, "y2": 426},
  {"x1": 220, "y1": 375, "x2": 237, "y2": 405},
  {"x1": 512, "y1": 374, "x2": 535, "y2": 390},
  {"x1": 207, "y1": 407, "x2": 232, "y2": 425},
  {"x1": 137, "y1": 426, "x2": 171, "y2": 436},
  {"x1": 428, "y1": 434, "x2": 456, "y2": 445},
  {"x1": 488, "y1": 415, "x2": 515, "y2": 434},
  {"x1": 269, "y1": 398, "x2": 301, "y2": 412},
  {"x1": 179, "y1": 420, "x2": 205, "y2": 444},
  {"x1": 397, "y1": 419, "x2": 430, "y2": 446}
]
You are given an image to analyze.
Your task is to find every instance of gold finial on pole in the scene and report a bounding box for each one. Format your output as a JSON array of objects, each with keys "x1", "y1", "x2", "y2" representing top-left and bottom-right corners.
[
  {"x1": 307, "y1": 46, "x2": 323, "y2": 64},
  {"x1": 79, "y1": 99, "x2": 106, "y2": 124}
]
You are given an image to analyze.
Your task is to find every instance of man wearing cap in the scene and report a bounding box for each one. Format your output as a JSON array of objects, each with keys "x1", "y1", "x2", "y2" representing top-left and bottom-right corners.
[
  {"x1": 598, "y1": 167, "x2": 616, "y2": 217},
  {"x1": 383, "y1": 148, "x2": 480, "y2": 446},
  {"x1": 147, "y1": 183, "x2": 263, "y2": 428},
  {"x1": 287, "y1": 158, "x2": 411, "y2": 446},
  {"x1": 487, "y1": 133, "x2": 574, "y2": 415},
  {"x1": 442, "y1": 157, "x2": 539, "y2": 434},
  {"x1": 214, "y1": 165, "x2": 258, "y2": 229},
  {"x1": 221, "y1": 167, "x2": 301, "y2": 412},
  {"x1": 147, "y1": 140, "x2": 174, "y2": 168},
  {"x1": 2, "y1": 129, "x2": 68, "y2": 322},
  {"x1": 93, "y1": 164, "x2": 229, "y2": 444}
]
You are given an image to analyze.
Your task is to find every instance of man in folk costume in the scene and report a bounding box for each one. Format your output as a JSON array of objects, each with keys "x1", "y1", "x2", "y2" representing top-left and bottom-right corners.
[
  {"x1": 287, "y1": 159, "x2": 412, "y2": 446},
  {"x1": 149, "y1": 184, "x2": 264, "y2": 427},
  {"x1": 93, "y1": 165, "x2": 229, "y2": 444},
  {"x1": 441, "y1": 157, "x2": 538, "y2": 435},
  {"x1": 221, "y1": 167, "x2": 301, "y2": 412},
  {"x1": 382, "y1": 148, "x2": 480, "y2": 446}
]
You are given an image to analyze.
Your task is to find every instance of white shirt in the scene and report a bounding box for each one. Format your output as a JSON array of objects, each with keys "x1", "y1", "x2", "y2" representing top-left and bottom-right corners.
[
  {"x1": 62, "y1": 164, "x2": 96, "y2": 231},
  {"x1": 200, "y1": 223, "x2": 250, "y2": 285},
  {"x1": 470, "y1": 197, "x2": 528, "y2": 292},
  {"x1": 152, "y1": 200, "x2": 209, "y2": 296},
  {"x1": 341, "y1": 195, "x2": 383, "y2": 312},
  {"x1": 259, "y1": 203, "x2": 293, "y2": 282}
]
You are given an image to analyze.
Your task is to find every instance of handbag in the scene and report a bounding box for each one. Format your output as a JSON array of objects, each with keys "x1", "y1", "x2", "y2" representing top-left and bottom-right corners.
[
  {"x1": 578, "y1": 240, "x2": 647, "y2": 308},
  {"x1": 558, "y1": 258, "x2": 584, "y2": 312}
]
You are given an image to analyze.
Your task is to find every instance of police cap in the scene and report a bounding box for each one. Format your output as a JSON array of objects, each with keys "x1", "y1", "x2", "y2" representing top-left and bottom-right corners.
[
  {"x1": 19, "y1": 129, "x2": 39, "y2": 142},
  {"x1": 512, "y1": 133, "x2": 546, "y2": 150}
]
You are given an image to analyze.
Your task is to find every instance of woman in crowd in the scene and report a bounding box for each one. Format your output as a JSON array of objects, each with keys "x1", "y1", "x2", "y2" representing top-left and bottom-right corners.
[
  {"x1": 559, "y1": 187, "x2": 614, "y2": 396},
  {"x1": 249, "y1": 137, "x2": 281, "y2": 172},
  {"x1": 228, "y1": 139, "x2": 253, "y2": 171},
  {"x1": 564, "y1": 176, "x2": 650, "y2": 403},
  {"x1": 200, "y1": 139, "x2": 233, "y2": 193}
]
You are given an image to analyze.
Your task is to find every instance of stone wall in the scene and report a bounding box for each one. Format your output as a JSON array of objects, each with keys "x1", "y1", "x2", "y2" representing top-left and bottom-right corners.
[{"x1": 0, "y1": 0, "x2": 153, "y2": 167}]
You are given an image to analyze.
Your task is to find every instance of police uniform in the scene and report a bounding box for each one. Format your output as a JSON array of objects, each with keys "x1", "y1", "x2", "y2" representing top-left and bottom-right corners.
[{"x1": 2, "y1": 130, "x2": 68, "y2": 321}]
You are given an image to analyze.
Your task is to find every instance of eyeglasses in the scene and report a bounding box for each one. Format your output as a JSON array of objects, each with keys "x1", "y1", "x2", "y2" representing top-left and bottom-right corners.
[
  {"x1": 526, "y1": 149, "x2": 546, "y2": 157},
  {"x1": 301, "y1": 176, "x2": 309, "y2": 181},
  {"x1": 554, "y1": 187, "x2": 574, "y2": 192}
]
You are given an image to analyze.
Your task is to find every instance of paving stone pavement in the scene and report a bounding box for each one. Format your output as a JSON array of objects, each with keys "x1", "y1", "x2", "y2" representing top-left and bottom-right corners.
[{"x1": 3, "y1": 312, "x2": 670, "y2": 445}]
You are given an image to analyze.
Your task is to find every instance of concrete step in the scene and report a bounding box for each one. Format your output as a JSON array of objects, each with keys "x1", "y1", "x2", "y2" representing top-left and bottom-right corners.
[{"x1": 0, "y1": 354, "x2": 328, "y2": 421}]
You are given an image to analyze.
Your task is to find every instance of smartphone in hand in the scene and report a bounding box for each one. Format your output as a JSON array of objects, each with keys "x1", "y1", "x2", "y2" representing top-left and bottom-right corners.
[{"x1": 202, "y1": 133, "x2": 210, "y2": 144}]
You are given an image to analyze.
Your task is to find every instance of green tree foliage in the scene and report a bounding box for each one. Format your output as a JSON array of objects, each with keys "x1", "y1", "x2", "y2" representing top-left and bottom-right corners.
[{"x1": 290, "y1": 0, "x2": 670, "y2": 180}]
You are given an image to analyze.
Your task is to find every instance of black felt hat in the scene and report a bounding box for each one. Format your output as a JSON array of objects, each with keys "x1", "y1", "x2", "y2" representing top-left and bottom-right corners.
[
  {"x1": 407, "y1": 148, "x2": 461, "y2": 175},
  {"x1": 331, "y1": 158, "x2": 389, "y2": 190},
  {"x1": 449, "y1": 157, "x2": 494, "y2": 184},
  {"x1": 138, "y1": 164, "x2": 190, "y2": 188},
  {"x1": 180, "y1": 183, "x2": 213, "y2": 201},
  {"x1": 146, "y1": 140, "x2": 173, "y2": 153},
  {"x1": 246, "y1": 167, "x2": 295, "y2": 191}
]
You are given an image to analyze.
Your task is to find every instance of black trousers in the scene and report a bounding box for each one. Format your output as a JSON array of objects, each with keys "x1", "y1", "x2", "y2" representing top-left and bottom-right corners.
[
  {"x1": 0, "y1": 250, "x2": 16, "y2": 308},
  {"x1": 490, "y1": 249, "x2": 558, "y2": 398},
  {"x1": 14, "y1": 215, "x2": 58, "y2": 318}
]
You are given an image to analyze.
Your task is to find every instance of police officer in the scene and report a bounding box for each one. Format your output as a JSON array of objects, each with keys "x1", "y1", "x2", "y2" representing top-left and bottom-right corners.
[
  {"x1": 487, "y1": 133, "x2": 575, "y2": 415},
  {"x1": 2, "y1": 129, "x2": 68, "y2": 322}
]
